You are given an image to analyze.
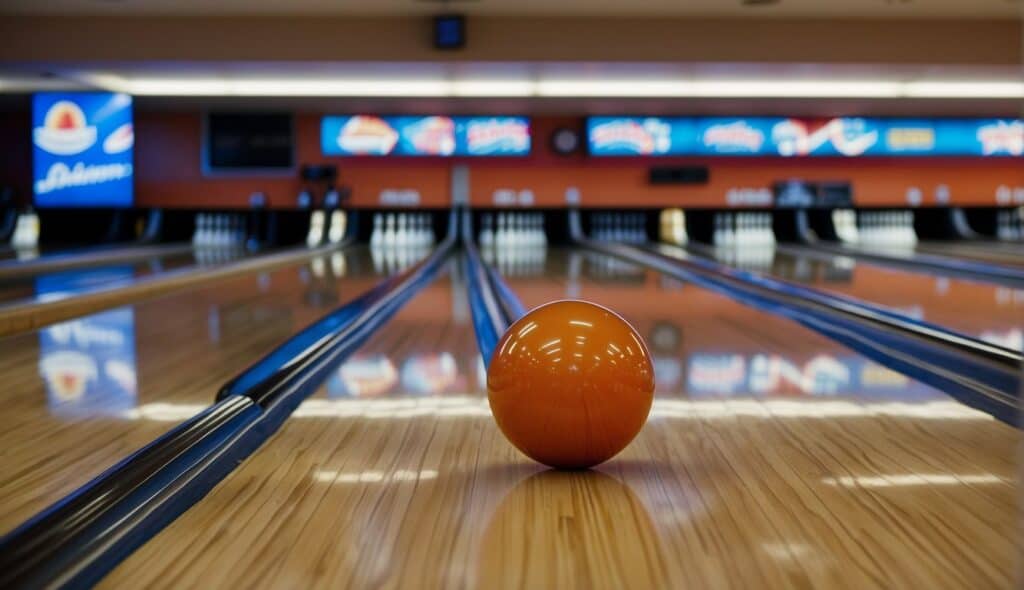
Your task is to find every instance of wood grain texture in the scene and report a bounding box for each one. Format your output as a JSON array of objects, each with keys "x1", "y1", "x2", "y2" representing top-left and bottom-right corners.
[
  {"x1": 0, "y1": 244, "x2": 341, "y2": 338},
  {"x1": 101, "y1": 260, "x2": 1021, "y2": 589},
  {"x1": 0, "y1": 250, "x2": 366, "y2": 534}
]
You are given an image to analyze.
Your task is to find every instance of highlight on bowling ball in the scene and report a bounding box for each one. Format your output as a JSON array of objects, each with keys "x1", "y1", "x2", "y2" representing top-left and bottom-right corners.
[{"x1": 486, "y1": 300, "x2": 655, "y2": 470}]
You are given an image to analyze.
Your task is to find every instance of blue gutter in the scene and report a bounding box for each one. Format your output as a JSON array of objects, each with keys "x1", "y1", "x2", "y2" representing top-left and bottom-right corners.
[
  {"x1": 0, "y1": 210, "x2": 456, "y2": 588},
  {"x1": 819, "y1": 242, "x2": 1024, "y2": 288},
  {"x1": 461, "y1": 210, "x2": 526, "y2": 369}
]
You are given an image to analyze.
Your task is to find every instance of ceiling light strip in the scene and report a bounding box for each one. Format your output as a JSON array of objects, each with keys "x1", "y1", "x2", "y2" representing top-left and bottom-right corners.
[{"x1": 19, "y1": 73, "x2": 1024, "y2": 99}]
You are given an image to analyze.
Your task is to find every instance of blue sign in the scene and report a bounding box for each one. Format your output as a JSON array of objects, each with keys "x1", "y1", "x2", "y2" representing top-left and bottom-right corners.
[
  {"x1": 32, "y1": 92, "x2": 134, "y2": 207},
  {"x1": 36, "y1": 268, "x2": 138, "y2": 417},
  {"x1": 588, "y1": 116, "x2": 1024, "y2": 158},
  {"x1": 321, "y1": 115, "x2": 531, "y2": 156}
]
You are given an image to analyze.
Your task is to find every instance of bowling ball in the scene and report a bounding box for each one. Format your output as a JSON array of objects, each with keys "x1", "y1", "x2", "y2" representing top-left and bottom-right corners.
[{"x1": 487, "y1": 300, "x2": 655, "y2": 470}]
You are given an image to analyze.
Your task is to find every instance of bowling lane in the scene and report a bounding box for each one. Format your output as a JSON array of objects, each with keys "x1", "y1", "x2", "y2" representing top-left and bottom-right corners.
[
  {"x1": 0, "y1": 248, "x2": 388, "y2": 534},
  {"x1": 0, "y1": 250, "x2": 202, "y2": 306},
  {"x1": 103, "y1": 248, "x2": 1017, "y2": 589},
  {"x1": 916, "y1": 241, "x2": 1024, "y2": 268},
  {"x1": 698, "y1": 244, "x2": 1024, "y2": 351}
]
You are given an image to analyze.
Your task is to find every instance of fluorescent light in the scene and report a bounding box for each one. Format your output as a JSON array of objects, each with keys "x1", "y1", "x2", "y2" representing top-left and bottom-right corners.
[
  {"x1": 123, "y1": 77, "x2": 450, "y2": 97},
  {"x1": 55, "y1": 70, "x2": 1024, "y2": 99},
  {"x1": 128, "y1": 78, "x2": 232, "y2": 96},
  {"x1": 903, "y1": 80, "x2": 1024, "y2": 98},
  {"x1": 689, "y1": 80, "x2": 904, "y2": 98},
  {"x1": 6, "y1": 66, "x2": 1024, "y2": 99},
  {"x1": 535, "y1": 79, "x2": 690, "y2": 97},
  {"x1": 450, "y1": 79, "x2": 535, "y2": 96}
]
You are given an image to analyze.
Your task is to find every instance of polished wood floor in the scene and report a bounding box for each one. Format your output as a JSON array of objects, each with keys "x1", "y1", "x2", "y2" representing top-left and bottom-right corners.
[
  {"x1": 0, "y1": 251, "x2": 362, "y2": 534},
  {"x1": 82, "y1": 250, "x2": 1019, "y2": 589}
]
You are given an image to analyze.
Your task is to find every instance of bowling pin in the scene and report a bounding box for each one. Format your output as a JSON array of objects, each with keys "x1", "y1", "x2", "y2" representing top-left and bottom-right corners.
[
  {"x1": 328, "y1": 210, "x2": 345, "y2": 244},
  {"x1": 307, "y1": 210, "x2": 324, "y2": 248},
  {"x1": 480, "y1": 214, "x2": 494, "y2": 248},
  {"x1": 370, "y1": 213, "x2": 384, "y2": 249},
  {"x1": 383, "y1": 213, "x2": 397, "y2": 248}
]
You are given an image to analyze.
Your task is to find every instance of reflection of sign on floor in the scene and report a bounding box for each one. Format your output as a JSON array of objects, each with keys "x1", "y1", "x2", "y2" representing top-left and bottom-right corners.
[
  {"x1": 687, "y1": 351, "x2": 933, "y2": 398},
  {"x1": 36, "y1": 268, "x2": 138, "y2": 417},
  {"x1": 749, "y1": 354, "x2": 850, "y2": 396},
  {"x1": 328, "y1": 354, "x2": 398, "y2": 398}
]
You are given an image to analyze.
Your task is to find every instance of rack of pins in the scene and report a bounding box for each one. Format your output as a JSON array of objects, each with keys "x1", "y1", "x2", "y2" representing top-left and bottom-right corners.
[
  {"x1": 834, "y1": 209, "x2": 918, "y2": 249},
  {"x1": 192, "y1": 213, "x2": 249, "y2": 265},
  {"x1": 369, "y1": 211, "x2": 436, "y2": 275},
  {"x1": 477, "y1": 211, "x2": 548, "y2": 277},
  {"x1": 709, "y1": 212, "x2": 776, "y2": 270},
  {"x1": 588, "y1": 211, "x2": 647, "y2": 244}
]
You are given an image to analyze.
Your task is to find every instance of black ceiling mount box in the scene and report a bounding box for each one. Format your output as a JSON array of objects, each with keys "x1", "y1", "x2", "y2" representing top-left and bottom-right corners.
[
  {"x1": 648, "y1": 166, "x2": 710, "y2": 185},
  {"x1": 434, "y1": 14, "x2": 466, "y2": 50}
]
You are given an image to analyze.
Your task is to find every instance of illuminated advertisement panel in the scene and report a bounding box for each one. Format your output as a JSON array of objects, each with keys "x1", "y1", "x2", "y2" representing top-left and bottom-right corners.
[
  {"x1": 588, "y1": 116, "x2": 1023, "y2": 157},
  {"x1": 321, "y1": 115, "x2": 530, "y2": 156},
  {"x1": 32, "y1": 92, "x2": 134, "y2": 207}
]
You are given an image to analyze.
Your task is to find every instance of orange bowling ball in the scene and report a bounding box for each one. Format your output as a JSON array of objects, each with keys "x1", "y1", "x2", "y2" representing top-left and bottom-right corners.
[{"x1": 487, "y1": 300, "x2": 655, "y2": 470}]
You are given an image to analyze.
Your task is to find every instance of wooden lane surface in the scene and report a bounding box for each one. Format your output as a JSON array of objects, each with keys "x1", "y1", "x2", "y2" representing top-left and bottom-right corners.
[
  {"x1": 915, "y1": 242, "x2": 1024, "y2": 268},
  {"x1": 0, "y1": 249, "x2": 382, "y2": 535},
  {"x1": 0, "y1": 243, "x2": 195, "y2": 281},
  {"x1": 0, "y1": 250, "x2": 201, "y2": 307},
  {"x1": 0, "y1": 244, "x2": 344, "y2": 338},
  {"x1": 102, "y1": 250, "x2": 1020, "y2": 589},
  {"x1": 732, "y1": 247, "x2": 1024, "y2": 345}
]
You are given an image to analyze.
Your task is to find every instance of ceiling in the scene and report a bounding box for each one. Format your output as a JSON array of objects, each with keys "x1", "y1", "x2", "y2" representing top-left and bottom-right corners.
[{"x1": 1, "y1": 0, "x2": 1021, "y2": 19}]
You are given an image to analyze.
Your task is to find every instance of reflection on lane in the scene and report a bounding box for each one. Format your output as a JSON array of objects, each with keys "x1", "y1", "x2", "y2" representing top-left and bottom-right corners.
[
  {"x1": 0, "y1": 248, "x2": 395, "y2": 535},
  {"x1": 36, "y1": 268, "x2": 138, "y2": 417},
  {"x1": 698, "y1": 244, "x2": 1024, "y2": 351},
  {"x1": 32, "y1": 249, "x2": 360, "y2": 424},
  {"x1": 100, "y1": 246, "x2": 1017, "y2": 590},
  {"x1": 40, "y1": 246, "x2": 995, "y2": 424},
  {"x1": 549, "y1": 248, "x2": 959, "y2": 403}
]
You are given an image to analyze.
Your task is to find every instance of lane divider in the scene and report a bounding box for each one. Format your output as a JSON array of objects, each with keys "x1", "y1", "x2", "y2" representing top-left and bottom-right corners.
[{"x1": 461, "y1": 210, "x2": 525, "y2": 367}]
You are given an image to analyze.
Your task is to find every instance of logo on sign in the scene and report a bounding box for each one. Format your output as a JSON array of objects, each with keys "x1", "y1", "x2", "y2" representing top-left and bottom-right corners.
[
  {"x1": 33, "y1": 101, "x2": 97, "y2": 155},
  {"x1": 772, "y1": 118, "x2": 877, "y2": 157},
  {"x1": 703, "y1": 121, "x2": 764, "y2": 153},
  {"x1": 35, "y1": 162, "x2": 134, "y2": 195},
  {"x1": 977, "y1": 120, "x2": 1024, "y2": 156},
  {"x1": 886, "y1": 127, "x2": 935, "y2": 152},
  {"x1": 103, "y1": 123, "x2": 134, "y2": 154},
  {"x1": 591, "y1": 119, "x2": 669, "y2": 155},
  {"x1": 826, "y1": 118, "x2": 878, "y2": 156},
  {"x1": 466, "y1": 119, "x2": 529, "y2": 155},
  {"x1": 337, "y1": 116, "x2": 400, "y2": 155},
  {"x1": 406, "y1": 116, "x2": 456, "y2": 156}
]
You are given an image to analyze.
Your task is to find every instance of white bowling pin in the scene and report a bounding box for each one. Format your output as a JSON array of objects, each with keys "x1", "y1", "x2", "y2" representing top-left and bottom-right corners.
[
  {"x1": 370, "y1": 213, "x2": 384, "y2": 248},
  {"x1": 383, "y1": 213, "x2": 397, "y2": 248}
]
